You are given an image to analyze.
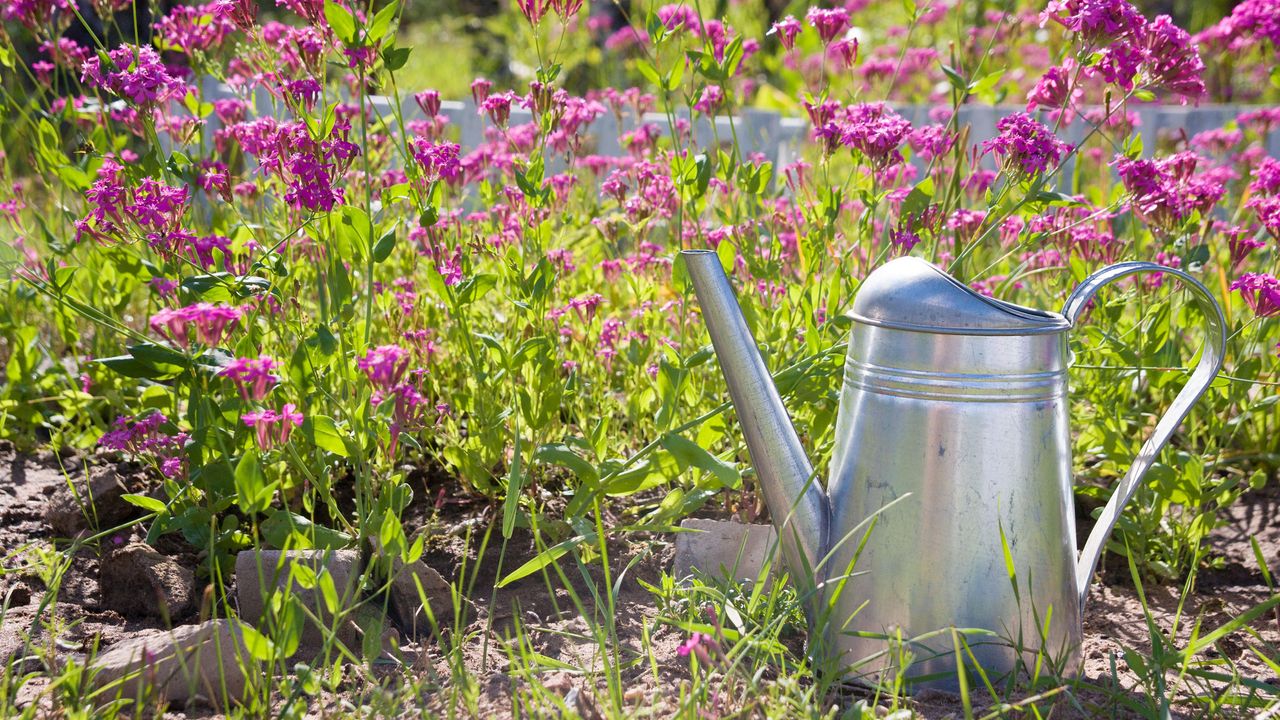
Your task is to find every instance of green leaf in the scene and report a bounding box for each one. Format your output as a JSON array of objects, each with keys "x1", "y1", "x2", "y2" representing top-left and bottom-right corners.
[
  {"x1": 305, "y1": 415, "x2": 349, "y2": 457},
  {"x1": 234, "y1": 453, "x2": 272, "y2": 515},
  {"x1": 261, "y1": 510, "x2": 352, "y2": 550},
  {"x1": 121, "y1": 493, "x2": 166, "y2": 514},
  {"x1": 95, "y1": 355, "x2": 176, "y2": 380},
  {"x1": 503, "y1": 434, "x2": 523, "y2": 539},
  {"x1": 323, "y1": 0, "x2": 357, "y2": 43},
  {"x1": 372, "y1": 228, "x2": 396, "y2": 263},
  {"x1": 497, "y1": 533, "x2": 596, "y2": 587},
  {"x1": 940, "y1": 64, "x2": 967, "y2": 92},
  {"x1": 366, "y1": 0, "x2": 398, "y2": 42},
  {"x1": 533, "y1": 442, "x2": 599, "y2": 483},
  {"x1": 968, "y1": 69, "x2": 1005, "y2": 95},
  {"x1": 238, "y1": 623, "x2": 276, "y2": 662},
  {"x1": 382, "y1": 44, "x2": 412, "y2": 71},
  {"x1": 659, "y1": 433, "x2": 740, "y2": 490},
  {"x1": 317, "y1": 570, "x2": 339, "y2": 614}
]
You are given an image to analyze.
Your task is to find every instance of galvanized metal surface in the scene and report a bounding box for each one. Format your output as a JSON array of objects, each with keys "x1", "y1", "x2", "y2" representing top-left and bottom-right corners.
[{"x1": 684, "y1": 251, "x2": 1226, "y2": 692}]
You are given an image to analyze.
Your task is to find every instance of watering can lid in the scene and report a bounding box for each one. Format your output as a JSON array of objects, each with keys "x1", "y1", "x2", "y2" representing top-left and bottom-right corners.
[{"x1": 850, "y1": 257, "x2": 1071, "y2": 335}]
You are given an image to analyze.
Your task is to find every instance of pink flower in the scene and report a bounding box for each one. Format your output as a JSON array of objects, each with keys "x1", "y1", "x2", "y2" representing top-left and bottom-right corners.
[
  {"x1": 693, "y1": 85, "x2": 723, "y2": 115},
  {"x1": 839, "y1": 103, "x2": 912, "y2": 170},
  {"x1": 242, "y1": 404, "x2": 303, "y2": 449},
  {"x1": 414, "y1": 89, "x2": 441, "y2": 118},
  {"x1": 2, "y1": 0, "x2": 70, "y2": 30},
  {"x1": 99, "y1": 412, "x2": 187, "y2": 476},
  {"x1": 149, "y1": 303, "x2": 243, "y2": 348},
  {"x1": 982, "y1": 112, "x2": 1068, "y2": 179},
  {"x1": 80, "y1": 45, "x2": 186, "y2": 108},
  {"x1": 1043, "y1": 0, "x2": 1146, "y2": 44},
  {"x1": 768, "y1": 15, "x2": 802, "y2": 50},
  {"x1": 1026, "y1": 65, "x2": 1073, "y2": 111},
  {"x1": 907, "y1": 124, "x2": 955, "y2": 161},
  {"x1": 656, "y1": 4, "x2": 700, "y2": 34},
  {"x1": 220, "y1": 357, "x2": 280, "y2": 400},
  {"x1": 1231, "y1": 273, "x2": 1280, "y2": 318},
  {"x1": 1140, "y1": 15, "x2": 1205, "y2": 102},
  {"x1": 1115, "y1": 152, "x2": 1224, "y2": 234},
  {"x1": 550, "y1": 0, "x2": 583, "y2": 18},
  {"x1": 358, "y1": 345, "x2": 410, "y2": 389},
  {"x1": 829, "y1": 38, "x2": 858, "y2": 69},
  {"x1": 806, "y1": 6, "x2": 850, "y2": 44},
  {"x1": 411, "y1": 140, "x2": 462, "y2": 184}
]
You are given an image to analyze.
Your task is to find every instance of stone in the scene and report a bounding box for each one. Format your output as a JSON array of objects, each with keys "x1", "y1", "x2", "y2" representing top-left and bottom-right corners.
[
  {"x1": 100, "y1": 543, "x2": 196, "y2": 620},
  {"x1": 88, "y1": 619, "x2": 255, "y2": 710},
  {"x1": 383, "y1": 558, "x2": 468, "y2": 639},
  {"x1": 44, "y1": 465, "x2": 146, "y2": 537},
  {"x1": 235, "y1": 549, "x2": 372, "y2": 660},
  {"x1": 671, "y1": 518, "x2": 778, "y2": 584}
]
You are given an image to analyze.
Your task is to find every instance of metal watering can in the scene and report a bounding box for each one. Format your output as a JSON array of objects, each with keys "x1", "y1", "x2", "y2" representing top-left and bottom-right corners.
[{"x1": 681, "y1": 250, "x2": 1225, "y2": 689}]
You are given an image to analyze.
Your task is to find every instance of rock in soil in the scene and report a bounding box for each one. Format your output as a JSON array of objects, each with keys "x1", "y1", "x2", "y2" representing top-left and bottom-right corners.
[
  {"x1": 383, "y1": 557, "x2": 471, "y2": 638},
  {"x1": 44, "y1": 464, "x2": 148, "y2": 537},
  {"x1": 235, "y1": 549, "x2": 392, "y2": 660},
  {"x1": 100, "y1": 542, "x2": 196, "y2": 620},
  {"x1": 87, "y1": 619, "x2": 255, "y2": 710},
  {"x1": 671, "y1": 518, "x2": 778, "y2": 583}
]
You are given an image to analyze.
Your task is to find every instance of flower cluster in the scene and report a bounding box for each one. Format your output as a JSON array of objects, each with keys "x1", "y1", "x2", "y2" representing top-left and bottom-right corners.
[
  {"x1": 80, "y1": 45, "x2": 187, "y2": 107},
  {"x1": 1115, "y1": 152, "x2": 1226, "y2": 234},
  {"x1": 1247, "y1": 157, "x2": 1280, "y2": 240},
  {"x1": 150, "y1": 303, "x2": 243, "y2": 348},
  {"x1": 982, "y1": 112, "x2": 1069, "y2": 179},
  {"x1": 242, "y1": 404, "x2": 303, "y2": 450},
  {"x1": 1231, "y1": 273, "x2": 1280, "y2": 318},
  {"x1": 1042, "y1": 1, "x2": 1206, "y2": 101},
  {"x1": 220, "y1": 357, "x2": 280, "y2": 401},
  {"x1": 412, "y1": 140, "x2": 463, "y2": 184},
  {"x1": 839, "y1": 103, "x2": 913, "y2": 170},
  {"x1": 76, "y1": 157, "x2": 190, "y2": 244},
  {"x1": 99, "y1": 412, "x2": 187, "y2": 478},
  {"x1": 229, "y1": 117, "x2": 359, "y2": 212}
]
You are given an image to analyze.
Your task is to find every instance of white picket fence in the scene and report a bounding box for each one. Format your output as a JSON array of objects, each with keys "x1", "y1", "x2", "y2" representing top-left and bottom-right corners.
[{"x1": 195, "y1": 79, "x2": 1280, "y2": 178}]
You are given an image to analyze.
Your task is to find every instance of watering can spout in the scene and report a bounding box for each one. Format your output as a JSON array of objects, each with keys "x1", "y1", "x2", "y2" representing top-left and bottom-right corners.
[{"x1": 681, "y1": 250, "x2": 829, "y2": 583}]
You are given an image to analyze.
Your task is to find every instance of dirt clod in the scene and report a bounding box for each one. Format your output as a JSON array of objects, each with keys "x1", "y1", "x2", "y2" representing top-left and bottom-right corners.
[
  {"x1": 44, "y1": 465, "x2": 147, "y2": 537},
  {"x1": 100, "y1": 542, "x2": 196, "y2": 620}
]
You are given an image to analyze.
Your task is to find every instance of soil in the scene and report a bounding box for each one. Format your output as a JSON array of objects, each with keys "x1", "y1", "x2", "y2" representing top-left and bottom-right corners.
[{"x1": 2, "y1": 446, "x2": 1278, "y2": 719}]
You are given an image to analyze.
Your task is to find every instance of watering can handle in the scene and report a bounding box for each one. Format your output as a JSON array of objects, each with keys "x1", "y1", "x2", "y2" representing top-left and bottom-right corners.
[{"x1": 1063, "y1": 261, "x2": 1226, "y2": 614}]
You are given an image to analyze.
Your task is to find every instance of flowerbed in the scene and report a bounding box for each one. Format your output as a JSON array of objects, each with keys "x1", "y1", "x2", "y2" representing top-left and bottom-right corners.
[{"x1": 1, "y1": 0, "x2": 1279, "y2": 715}]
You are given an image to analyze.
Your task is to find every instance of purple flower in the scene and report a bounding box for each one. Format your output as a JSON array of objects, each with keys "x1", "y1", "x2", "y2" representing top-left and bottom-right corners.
[
  {"x1": 81, "y1": 45, "x2": 186, "y2": 107},
  {"x1": 220, "y1": 357, "x2": 280, "y2": 400},
  {"x1": 99, "y1": 412, "x2": 186, "y2": 476},
  {"x1": 358, "y1": 345, "x2": 410, "y2": 389},
  {"x1": 1, "y1": 0, "x2": 70, "y2": 29},
  {"x1": 1043, "y1": 0, "x2": 1146, "y2": 44},
  {"x1": 1139, "y1": 15, "x2": 1205, "y2": 102},
  {"x1": 412, "y1": 140, "x2": 462, "y2": 184},
  {"x1": 982, "y1": 112, "x2": 1068, "y2": 179},
  {"x1": 768, "y1": 15, "x2": 802, "y2": 50},
  {"x1": 1115, "y1": 152, "x2": 1224, "y2": 233},
  {"x1": 414, "y1": 90, "x2": 441, "y2": 118},
  {"x1": 656, "y1": 4, "x2": 700, "y2": 34},
  {"x1": 806, "y1": 6, "x2": 850, "y2": 44},
  {"x1": 839, "y1": 103, "x2": 912, "y2": 170},
  {"x1": 907, "y1": 124, "x2": 955, "y2": 161},
  {"x1": 693, "y1": 85, "x2": 723, "y2": 115},
  {"x1": 242, "y1": 404, "x2": 303, "y2": 449},
  {"x1": 1231, "y1": 273, "x2": 1280, "y2": 318},
  {"x1": 1026, "y1": 65, "x2": 1073, "y2": 112},
  {"x1": 150, "y1": 303, "x2": 243, "y2": 348}
]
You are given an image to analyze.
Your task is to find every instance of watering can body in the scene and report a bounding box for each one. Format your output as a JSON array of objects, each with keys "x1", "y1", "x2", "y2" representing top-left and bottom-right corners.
[{"x1": 682, "y1": 251, "x2": 1225, "y2": 691}]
